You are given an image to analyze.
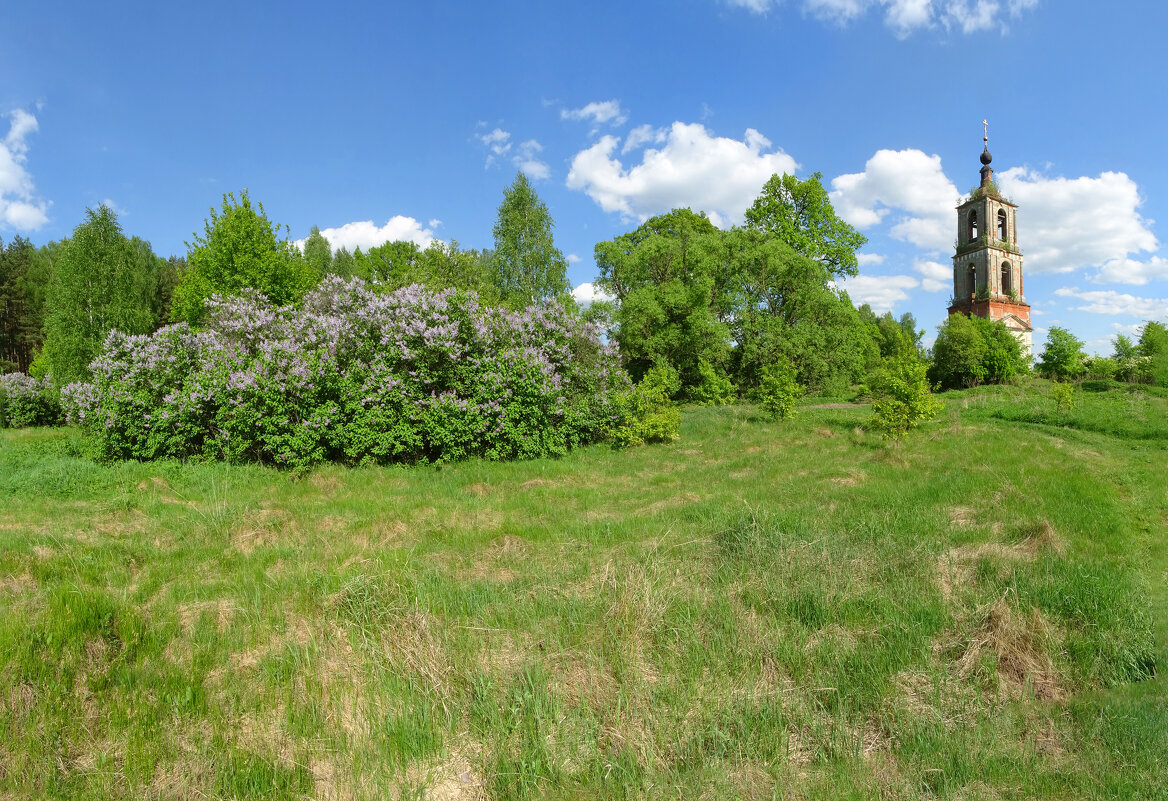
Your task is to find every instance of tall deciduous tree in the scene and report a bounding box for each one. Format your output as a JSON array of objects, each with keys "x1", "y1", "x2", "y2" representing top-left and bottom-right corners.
[
  {"x1": 491, "y1": 173, "x2": 569, "y2": 305},
  {"x1": 43, "y1": 205, "x2": 161, "y2": 384},
  {"x1": 172, "y1": 190, "x2": 316, "y2": 324},
  {"x1": 594, "y1": 208, "x2": 872, "y2": 397},
  {"x1": 1037, "y1": 326, "x2": 1086, "y2": 382},
  {"x1": 744, "y1": 172, "x2": 867, "y2": 278},
  {"x1": 302, "y1": 225, "x2": 332, "y2": 280}
]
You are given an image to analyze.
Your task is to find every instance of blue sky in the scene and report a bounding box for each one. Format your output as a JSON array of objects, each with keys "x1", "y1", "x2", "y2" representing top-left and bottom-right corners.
[{"x1": 3, "y1": 0, "x2": 1167, "y2": 353}]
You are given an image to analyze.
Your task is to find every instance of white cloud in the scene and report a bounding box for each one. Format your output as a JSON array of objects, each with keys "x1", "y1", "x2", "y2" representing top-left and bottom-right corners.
[
  {"x1": 514, "y1": 139, "x2": 550, "y2": 180},
  {"x1": 726, "y1": 0, "x2": 1036, "y2": 36},
  {"x1": 477, "y1": 128, "x2": 549, "y2": 179},
  {"x1": 830, "y1": 148, "x2": 960, "y2": 251},
  {"x1": 304, "y1": 216, "x2": 437, "y2": 253},
  {"x1": 571, "y1": 282, "x2": 615, "y2": 307},
  {"x1": 562, "y1": 100, "x2": 627, "y2": 127},
  {"x1": 99, "y1": 198, "x2": 127, "y2": 216},
  {"x1": 997, "y1": 168, "x2": 1158, "y2": 275},
  {"x1": 566, "y1": 122, "x2": 798, "y2": 228},
  {"x1": 726, "y1": 0, "x2": 774, "y2": 12},
  {"x1": 566, "y1": 253, "x2": 581, "y2": 264},
  {"x1": 1054, "y1": 287, "x2": 1168, "y2": 319},
  {"x1": 0, "y1": 109, "x2": 50, "y2": 230},
  {"x1": 856, "y1": 252, "x2": 885, "y2": 266},
  {"x1": 1092, "y1": 256, "x2": 1168, "y2": 286},
  {"x1": 914, "y1": 259, "x2": 951, "y2": 292},
  {"x1": 838, "y1": 274, "x2": 919, "y2": 312},
  {"x1": 804, "y1": 0, "x2": 869, "y2": 24},
  {"x1": 944, "y1": 0, "x2": 998, "y2": 33},
  {"x1": 622, "y1": 124, "x2": 666, "y2": 155},
  {"x1": 478, "y1": 128, "x2": 511, "y2": 167},
  {"x1": 884, "y1": 0, "x2": 933, "y2": 35}
]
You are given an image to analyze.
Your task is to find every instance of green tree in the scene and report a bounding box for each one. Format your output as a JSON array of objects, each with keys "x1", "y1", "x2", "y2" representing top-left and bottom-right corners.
[
  {"x1": 869, "y1": 355, "x2": 943, "y2": 440},
  {"x1": 595, "y1": 207, "x2": 872, "y2": 398},
  {"x1": 302, "y1": 225, "x2": 332, "y2": 281},
  {"x1": 491, "y1": 172, "x2": 569, "y2": 305},
  {"x1": 725, "y1": 230, "x2": 872, "y2": 395},
  {"x1": 0, "y1": 236, "x2": 40, "y2": 372},
  {"x1": 43, "y1": 205, "x2": 160, "y2": 384},
  {"x1": 929, "y1": 314, "x2": 1025, "y2": 390},
  {"x1": 1137, "y1": 320, "x2": 1168, "y2": 386},
  {"x1": 755, "y1": 359, "x2": 802, "y2": 421},
  {"x1": 1036, "y1": 326, "x2": 1086, "y2": 382},
  {"x1": 154, "y1": 256, "x2": 185, "y2": 327},
  {"x1": 744, "y1": 172, "x2": 867, "y2": 278},
  {"x1": 330, "y1": 246, "x2": 358, "y2": 279},
  {"x1": 172, "y1": 190, "x2": 316, "y2": 324}
]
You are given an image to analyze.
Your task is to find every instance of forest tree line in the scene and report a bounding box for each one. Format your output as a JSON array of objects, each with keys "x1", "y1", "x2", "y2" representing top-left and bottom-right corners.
[{"x1": 2, "y1": 170, "x2": 1165, "y2": 398}]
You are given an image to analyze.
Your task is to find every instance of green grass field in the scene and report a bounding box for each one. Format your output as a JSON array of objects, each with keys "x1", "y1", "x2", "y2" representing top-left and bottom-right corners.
[{"x1": 1, "y1": 379, "x2": 1165, "y2": 799}]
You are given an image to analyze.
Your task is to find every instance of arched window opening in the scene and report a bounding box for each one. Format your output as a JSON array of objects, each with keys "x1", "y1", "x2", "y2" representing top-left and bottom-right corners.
[
  {"x1": 968, "y1": 264, "x2": 977, "y2": 297},
  {"x1": 998, "y1": 209, "x2": 1008, "y2": 241},
  {"x1": 1001, "y1": 261, "x2": 1012, "y2": 296},
  {"x1": 968, "y1": 210, "x2": 979, "y2": 241}
]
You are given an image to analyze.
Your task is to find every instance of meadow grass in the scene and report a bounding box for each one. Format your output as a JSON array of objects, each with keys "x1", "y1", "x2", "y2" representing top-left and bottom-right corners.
[{"x1": 0, "y1": 378, "x2": 1164, "y2": 799}]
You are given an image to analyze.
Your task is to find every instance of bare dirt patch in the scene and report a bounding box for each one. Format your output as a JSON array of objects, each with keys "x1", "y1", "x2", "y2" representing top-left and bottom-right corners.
[
  {"x1": 636, "y1": 492, "x2": 701, "y2": 516},
  {"x1": 948, "y1": 506, "x2": 977, "y2": 529},
  {"x1": 0, "y1": 570, "x2": 35, "y2": 595},
  {"x1": 519, "y1": 477, "x2": 560, "y2": 490},
  {"x1": 830, "y1": 470, "x2": 866, "y2": 487},
  {"x1": 310, "y1": 473, "x2": 344, "y2": 494},
  {"x1": 955, "y1": 597, "x2": 1065, "y2": 701},
  {"x1": 400, "y1": 748, "x2": 488, "y2": 800},
  {"x1": 177, "y1": 599, "x2": 236, "y2": 634}
]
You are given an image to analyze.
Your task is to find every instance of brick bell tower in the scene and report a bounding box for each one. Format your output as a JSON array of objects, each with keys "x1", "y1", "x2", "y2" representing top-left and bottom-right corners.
[{"x1": 949, "y1": 122, "x2": 1033, "y2": 355}]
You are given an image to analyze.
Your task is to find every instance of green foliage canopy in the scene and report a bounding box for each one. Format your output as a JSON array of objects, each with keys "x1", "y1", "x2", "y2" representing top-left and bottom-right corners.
[
  {"x1": 595, "y1": 207, "x2": 872, "y2": 398},
  {"x1": 172, "y1": 190, "x2": 316, "y2": 324},
  {"x1": 928, "y1": 313, "x2": 1026, "y2": 390},
  {"x1": 42, "y1": 205, "x2": 163, "y2": 384},
  {"x1": 491, "y1": 172, "x2": 569, "y2": 306},
  {"x1": 744, "y1": 172, "x2": 867, "y2": 278},
  {"x1": 1037, "y1": 326, "x2": 1086, "y2": 382}
]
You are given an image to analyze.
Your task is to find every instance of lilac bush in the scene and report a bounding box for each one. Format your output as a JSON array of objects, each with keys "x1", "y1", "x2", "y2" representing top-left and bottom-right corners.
[
  {"x1": 68, "y1": 277, "x2": 634, "y2": 467},
  {"x1": 0, "y1": 372, "x2": 61, "y2": 428}
]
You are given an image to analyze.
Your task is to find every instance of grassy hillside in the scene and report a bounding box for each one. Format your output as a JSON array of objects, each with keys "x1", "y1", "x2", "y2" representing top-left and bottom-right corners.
[{"x1": 1, "y1": 379, "x2": 1165, "y2": 799}]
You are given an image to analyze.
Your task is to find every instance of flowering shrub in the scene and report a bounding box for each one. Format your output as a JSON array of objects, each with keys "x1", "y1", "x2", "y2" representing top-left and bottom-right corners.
[
  {"x1": 0, "y1": 372, "x2": 61, "y2": 428},
  {"x1": 68, "y1": 277, "x2": 636, "y2": 467}
]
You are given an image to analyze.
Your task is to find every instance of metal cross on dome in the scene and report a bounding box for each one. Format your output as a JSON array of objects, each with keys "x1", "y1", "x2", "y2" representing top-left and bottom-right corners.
[{"x1": 983, "y1": 119, "x2": 989, "y2": 144}]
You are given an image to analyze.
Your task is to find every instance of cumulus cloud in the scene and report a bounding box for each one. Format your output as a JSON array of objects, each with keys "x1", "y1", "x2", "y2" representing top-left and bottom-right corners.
[
  {"x1": 1092, "y1": 256, "x2": 1168, "y2": 286},
  {"x1": 571, "y1": 282, "x2": 615, "y2": 307},
  {"x1": 856, "y1": 252, "x2": 885, "y2": 266},
  {"x1": 830, "y1": 148, "x2": 960, "y2": 251},
  {"x1": 566, "y1": 253, "x2": 581, "y2": 264},
  {"x1": 0, "y1": 109, "x2": 50, "y2": 230},
  {"x1": 914, "y1": 259, "x2": 951, "y2": 292},
  {"x1": 996, "y1": 167, "x2": 1158, "y2": 276},
  {"x1": 566, "y1": 122, "x2": 798, "y2": 228},
  {"x1": 479, "y1": 127, "x2": 511, "y2": 166},
  {"x1": 838, "y1": 274, "x2": 919, "y2": 312},
  {"x1": 304, "y1": 216, "x2": 437, "y2": 253},
  {"x1": 514, "y1": 140, "x2": 550, "y2": 180},
  {"x1": 726, "y1": 0, "x2": 1037, "y2": 36},
  {"x1": 477, "y1": 127, "x2": 549, "y2": 179},
  {"x1": 622, "y1": 124, "x2": 666, "y2": 155},
  {"x1": 561, "y1": 100, "x2": 627, "y2": 127},
  {"x1": 1054, "y1": 287, "x2": 1168, "y2": 319}
]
